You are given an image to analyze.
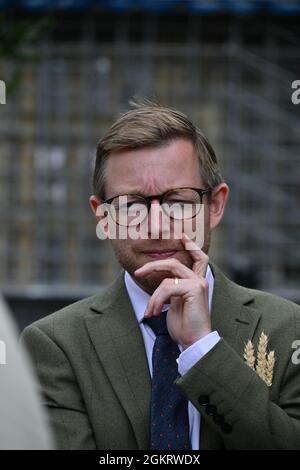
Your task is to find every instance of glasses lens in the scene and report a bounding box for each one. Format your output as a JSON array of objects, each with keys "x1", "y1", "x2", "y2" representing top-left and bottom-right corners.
[
  {"x1": 109, "y1": 195, "x2": 148, "y2": 226},
  {"x1": 162, "y1": 189, "x2": 202, "y2": 220}
]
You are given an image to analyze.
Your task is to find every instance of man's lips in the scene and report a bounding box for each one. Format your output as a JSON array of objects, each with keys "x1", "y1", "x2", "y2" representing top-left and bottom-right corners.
[{"x1": 142, "y1": 250, "x2": 178, "y2": 259}]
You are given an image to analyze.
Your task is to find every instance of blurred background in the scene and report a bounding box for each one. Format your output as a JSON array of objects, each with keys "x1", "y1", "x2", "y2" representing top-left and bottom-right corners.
[{"x1": 0, "y1": 0, "x2": 299, "y2": 331}]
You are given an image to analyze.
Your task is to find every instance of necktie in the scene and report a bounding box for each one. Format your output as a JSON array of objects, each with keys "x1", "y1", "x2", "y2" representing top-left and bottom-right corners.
[{"x1": 143, "y1": 311, "x2": 191, "y2": 450}]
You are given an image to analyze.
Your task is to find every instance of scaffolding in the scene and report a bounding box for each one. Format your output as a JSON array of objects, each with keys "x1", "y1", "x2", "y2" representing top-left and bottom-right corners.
[{"x1": 0, "y1": 11, "x2": 299, "y2": 304}]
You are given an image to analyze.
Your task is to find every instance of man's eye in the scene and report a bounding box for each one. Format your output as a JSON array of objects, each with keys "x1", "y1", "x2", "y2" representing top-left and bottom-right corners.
[
  {"x1": 119, "y1": 201, "x2": 144, "y2": 209},
  {"x1": 129, "y1": 201, "x2": 144, "y2": 206},
  {"x1": 166, "y1": 200, "x2": 194, "y2": 205}
]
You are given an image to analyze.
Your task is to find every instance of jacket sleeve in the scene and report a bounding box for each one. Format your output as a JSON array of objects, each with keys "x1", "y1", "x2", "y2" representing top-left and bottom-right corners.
[
  {"x1": 175, "y1": 336, "x2": 300, "y2": 449},
  {"x1": 21, "y1": 324, "x2": 97, "y2": 450}
]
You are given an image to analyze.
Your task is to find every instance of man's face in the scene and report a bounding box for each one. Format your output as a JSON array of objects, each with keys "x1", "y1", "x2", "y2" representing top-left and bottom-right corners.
[{"x1": 93, "y1": 138, "x2": 214, "y2": 293}]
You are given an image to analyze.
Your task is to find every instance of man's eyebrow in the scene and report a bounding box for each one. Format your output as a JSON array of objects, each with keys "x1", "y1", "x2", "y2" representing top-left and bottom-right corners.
[
  {"x1": 111, "y1": 187, "x2": 193, "y2": 197},
  {"x1": 103, "y1": 190, "x2": 146, "y2": 200},
  {"x1": 114, "y1": 189, "x2": 145, "y2": 195},
  {"x1": 111, "y1": 189, "x2": 168, "y2": 197}
]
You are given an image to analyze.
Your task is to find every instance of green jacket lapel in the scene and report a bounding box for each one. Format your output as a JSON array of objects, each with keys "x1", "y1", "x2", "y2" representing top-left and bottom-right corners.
[
  {"x1": 210, "y1": 263, "x2": 262, "y2": 353},
  {"x1": 199, "y1": 263, "x2": 262, "y2": 449},
  {"x1": 84, "y1": 270, "x2": 151, "y2": 450}
]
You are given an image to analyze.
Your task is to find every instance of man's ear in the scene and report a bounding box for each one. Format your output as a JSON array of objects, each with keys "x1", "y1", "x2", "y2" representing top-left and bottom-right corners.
[
  {"x1": 209, "y1": 183, "x2": 230, "y2": 230},
  {"x1": 89, "y1": 195, "x2": 102, "y2": 218},
  {"x1": 89, "y1": 195, "x2": 110, "y2": 239}
]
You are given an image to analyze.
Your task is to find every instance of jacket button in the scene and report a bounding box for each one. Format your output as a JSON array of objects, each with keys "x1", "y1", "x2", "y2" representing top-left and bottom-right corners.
[
  {"x1": 205, "y1": 404, "x2": 217, "y2": 416},
  {"x1": 213, "y1": 413, "x2": 224, "y2": 425},
  {"x1": 198, "y1": 395, "x2": 210, "y2": 406},
  {"x1": 221, "y1": 422, "x2": 233, "y2": 434}
]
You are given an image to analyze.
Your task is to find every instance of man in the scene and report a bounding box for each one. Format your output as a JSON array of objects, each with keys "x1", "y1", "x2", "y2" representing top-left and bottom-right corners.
[
  {"x1": 0, "y1": 295, "x2": 52, "y2": 449},
  {"x1": 22, "y1": 101, "x2": 300, "y2": 450}
]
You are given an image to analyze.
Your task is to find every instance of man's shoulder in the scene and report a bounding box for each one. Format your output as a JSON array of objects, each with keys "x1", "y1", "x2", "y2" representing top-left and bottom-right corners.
[
  {"x1": 245, "y1": 284, "x2": 300, "y2": 320},
  {"x1": 22, "y1": 270, "x2": 125, "y2": 338},
  {"x1": 21, "y1": 293, "x2": 102, "y2": 341},
  {"x1": 213, "y1": 263, "x2": 300, "y2": 326},
  {"x1": 232, "y1": 279, "x2": 300, "y2": 337}
]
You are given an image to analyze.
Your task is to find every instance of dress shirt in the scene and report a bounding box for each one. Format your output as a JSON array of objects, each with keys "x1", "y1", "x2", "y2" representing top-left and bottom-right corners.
[{"x1": 124, "y1": 264, "x2": 220, "y2": 450}]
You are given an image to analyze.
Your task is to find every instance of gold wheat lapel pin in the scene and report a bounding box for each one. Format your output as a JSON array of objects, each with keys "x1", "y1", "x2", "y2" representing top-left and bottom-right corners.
[{"x1": 243, "y1": 331, "x2": 275, "y2": 387}]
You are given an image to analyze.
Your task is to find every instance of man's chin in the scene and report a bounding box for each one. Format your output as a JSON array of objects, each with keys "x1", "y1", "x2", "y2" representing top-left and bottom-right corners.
[
  {"x1": 129, "y1": 251, "x2": 193, "y2": 292},
  {"x1": 141, "y1": 249, "x2": 191, "y2": 266},
  {"x1": 133, "y1": 271, "x2": 172, "y2": 294}
]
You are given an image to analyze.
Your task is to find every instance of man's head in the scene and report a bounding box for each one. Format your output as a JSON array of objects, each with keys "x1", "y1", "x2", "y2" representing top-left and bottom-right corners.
[{"x1": 90, "y1": 101, "x2": 229, "y2": 293}]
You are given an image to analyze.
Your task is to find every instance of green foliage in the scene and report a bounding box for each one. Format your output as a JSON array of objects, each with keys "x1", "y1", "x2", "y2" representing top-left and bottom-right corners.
[{"x1": 0, "y1": 14, "x2": 55, "y2": 95}]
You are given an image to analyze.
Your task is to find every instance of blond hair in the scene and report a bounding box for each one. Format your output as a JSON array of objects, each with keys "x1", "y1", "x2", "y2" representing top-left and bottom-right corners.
[{"x1": 93, "y1": 100, "x2": 223, "y2": 199}]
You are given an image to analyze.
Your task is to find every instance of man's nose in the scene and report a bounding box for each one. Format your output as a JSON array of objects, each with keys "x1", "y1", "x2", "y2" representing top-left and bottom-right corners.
[{"x1": 147, "y1": 200, "x2": 165, "y2": 238}]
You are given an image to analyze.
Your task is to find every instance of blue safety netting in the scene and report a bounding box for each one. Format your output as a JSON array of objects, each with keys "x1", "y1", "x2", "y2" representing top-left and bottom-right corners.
[{"x1": 0, "y1": 0, "x2": 300, "y2": 14}]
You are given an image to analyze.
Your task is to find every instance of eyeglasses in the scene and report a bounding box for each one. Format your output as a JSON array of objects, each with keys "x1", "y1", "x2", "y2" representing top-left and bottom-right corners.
[{"x1": 102, "y1": 187, "x2": 210, "y2": 227}]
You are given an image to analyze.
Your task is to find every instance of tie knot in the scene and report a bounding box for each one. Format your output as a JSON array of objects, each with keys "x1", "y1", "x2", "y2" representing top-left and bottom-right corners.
[{"x1": 143, "y1": 311, "x2": 168, "y2": 336}]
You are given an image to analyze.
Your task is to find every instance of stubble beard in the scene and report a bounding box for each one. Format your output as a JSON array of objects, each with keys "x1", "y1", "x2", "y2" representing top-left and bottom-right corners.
[{"x1": 110, "y1": 231, "x2": 211, "y2": 294}]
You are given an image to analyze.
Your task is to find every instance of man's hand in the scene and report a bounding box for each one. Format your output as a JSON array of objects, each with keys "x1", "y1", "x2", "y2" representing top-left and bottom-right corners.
[{"x1": 134, "y1": 233, "x2": 212, "y2": 350}]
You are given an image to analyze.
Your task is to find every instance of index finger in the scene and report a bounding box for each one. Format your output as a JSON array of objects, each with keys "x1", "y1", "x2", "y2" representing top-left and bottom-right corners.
[
  {"x1": 181, "y1": 233, "x2": 209, "y2": 277},
  {"x1": 134, "y1": 257, "x2": 196, "y2": 280}
]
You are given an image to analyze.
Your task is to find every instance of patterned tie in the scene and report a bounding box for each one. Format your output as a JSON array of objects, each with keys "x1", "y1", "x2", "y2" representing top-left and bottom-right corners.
[{"x1": 143, "y1": 311, "x2": 191, "y2": 450}]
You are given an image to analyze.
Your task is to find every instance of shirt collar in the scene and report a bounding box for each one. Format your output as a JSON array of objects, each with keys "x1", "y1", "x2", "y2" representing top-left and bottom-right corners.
[{"x1": 124, "y1": 264, "x2": 214, "y2": 325}]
